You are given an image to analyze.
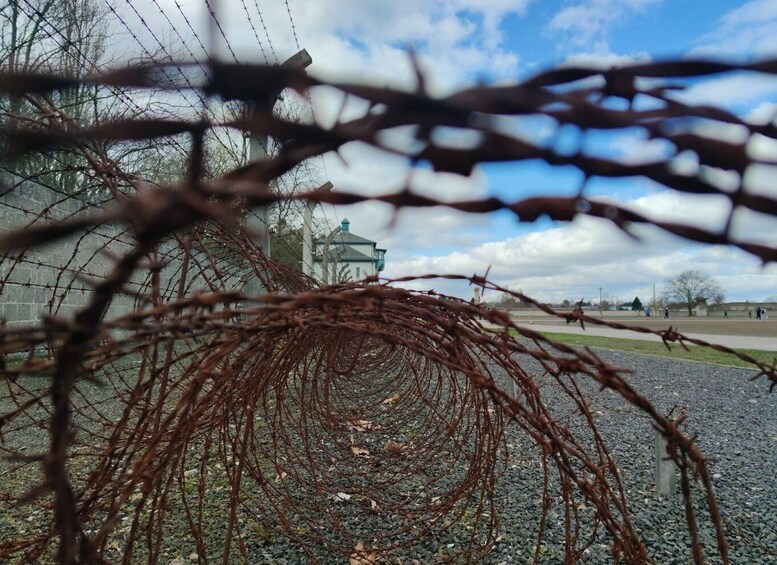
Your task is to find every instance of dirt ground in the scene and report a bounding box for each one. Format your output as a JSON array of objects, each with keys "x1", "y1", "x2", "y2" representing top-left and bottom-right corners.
[{"x1": 526, "y1": 316, "x2": 777, "y2": 338}]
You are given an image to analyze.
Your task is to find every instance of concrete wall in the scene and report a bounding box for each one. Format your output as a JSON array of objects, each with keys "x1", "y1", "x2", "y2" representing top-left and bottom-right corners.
[
  {"x1": 707, "y1": 302, "x2": 777, "y2": 317},
  {"x1": 0, "y1": 172, "x2": 249, "y2": 329}
]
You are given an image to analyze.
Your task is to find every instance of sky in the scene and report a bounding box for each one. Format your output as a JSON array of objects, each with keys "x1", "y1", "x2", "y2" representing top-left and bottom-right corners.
[{"x1": 121, "y1": 0, "x2": 777, "y2": 304}]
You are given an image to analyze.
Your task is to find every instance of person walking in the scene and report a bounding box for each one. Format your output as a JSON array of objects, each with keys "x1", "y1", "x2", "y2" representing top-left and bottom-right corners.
[{"x1": 664, "y1": 306, "x2": 669, "y2": 319}]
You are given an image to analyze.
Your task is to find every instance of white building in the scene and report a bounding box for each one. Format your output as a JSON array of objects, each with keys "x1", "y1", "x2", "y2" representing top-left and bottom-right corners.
[{"x1": 312, "y1": 219, "x2": 386, "y2": 283}]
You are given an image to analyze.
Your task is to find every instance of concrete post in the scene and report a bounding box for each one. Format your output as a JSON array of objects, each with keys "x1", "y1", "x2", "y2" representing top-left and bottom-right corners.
[
  {"x1": 243, "y1": 49, "x2": 312, "y2": 296},
  {"x1": 655, "y1": 430, "x2": 676, "y2": 496},
  {"x1": 302, "y1": 182, "x2": 333, "y2": 277},
  {"x1": 245, "y1": 49, "x2": 312, "y2": 256}
]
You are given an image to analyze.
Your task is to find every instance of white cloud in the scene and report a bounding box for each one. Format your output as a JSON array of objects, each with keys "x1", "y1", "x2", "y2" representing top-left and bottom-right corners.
[
  {"x1": 561, "y1": 51, "x2": 652, "y2": 69},
  {"x1": 747, "y1": 134, "x2": 777, "y2": 163},
  {"x1": 312, "y1": 138, "x2": 492, "y2": 257},
  {"x1": 691, "y1": 0, "x2": 777, "y2": 58},
  {"x1": 381, "y1": 187, "x2": 777, "y2": 302},
  {"x1": 671, "y1": 74, "x2": 777, "y2": 107},
  {"x1": 122, "y1": 1, "x2": 531, "y2": 96},
  {"x1": 625, "y1": 191, "x2": 731, "y2": 232},
  {"x1": 112, "y1": 1, "x2": 777, "y2": 304},
  {"x1": 263, "y1": 0, "x2": 529, "y2": 92},
  {"x1": 603, "y1": 131, "x2": 673, "y2": 165},
  {"x1": 743, "y1": 164, "x2": 777, "y2": 199},
  {"x1": 747, "y1": 102, "x2": 777, "y2": 124},
  {"x1": 546, "y1": 0, "x2": 663, "y2": 55}
]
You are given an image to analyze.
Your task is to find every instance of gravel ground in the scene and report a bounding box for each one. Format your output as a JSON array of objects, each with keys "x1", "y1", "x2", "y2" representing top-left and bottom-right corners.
[
  {"x1": 2, "y1": 347, "x2": 776, "y2": 563},
  {"x1": 489, "y1": 348, "x2": 777, "y2": 564}
]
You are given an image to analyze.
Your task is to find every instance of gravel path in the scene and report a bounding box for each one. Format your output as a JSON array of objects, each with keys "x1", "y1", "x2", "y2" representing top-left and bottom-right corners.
[
  {"x1": 489, "y1": 348, "x2": 777, "y2": 564},
  {"x1": 2, "y1": 348, "x2": 776, "y2": 563}
]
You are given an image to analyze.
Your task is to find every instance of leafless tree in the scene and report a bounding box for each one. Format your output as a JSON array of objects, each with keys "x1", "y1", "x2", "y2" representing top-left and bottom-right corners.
[{"x1": 662, "y1": 270, "x2": 724, "y2": 316}]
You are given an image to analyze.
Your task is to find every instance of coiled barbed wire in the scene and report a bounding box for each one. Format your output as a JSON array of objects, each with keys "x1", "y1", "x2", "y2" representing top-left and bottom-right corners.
[{"x1": 1, "y1": 55, "x2": 777, "y2": 563}]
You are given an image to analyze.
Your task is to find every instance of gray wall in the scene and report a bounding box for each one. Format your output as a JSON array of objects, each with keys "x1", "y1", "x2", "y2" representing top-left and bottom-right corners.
[{"x1": 0, "y1": 172, "x2": 249, "y2": 329}]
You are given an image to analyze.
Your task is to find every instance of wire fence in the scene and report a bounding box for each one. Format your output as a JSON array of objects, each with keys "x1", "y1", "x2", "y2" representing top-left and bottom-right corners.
[{"x1": 1, "y1": 54, "x2": 776, "y2": 563}]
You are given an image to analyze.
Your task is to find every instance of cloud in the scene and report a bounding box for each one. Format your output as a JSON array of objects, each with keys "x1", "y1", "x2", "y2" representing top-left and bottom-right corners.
[
  {"x1": 747, "y1": 102, "x2": 777, "y2": 124},
  {"x1": 545, "y1": 0, "x2": 663, "y2": 55},
  {"x1": 382, "y1": 188, "x2": 777, "y2": 302},
  {"x1": 670, "y1": 74, "x2": 777, "y2": 108},
  {"x1": 126, "y1": 1, "x2": 531, "y2": 96},
  {"x1": 561, "y1": 51, "x2": 652, "y2": 69},
  {"x1": 119, "y1": 1, "x2": 777, "y2": 305},
  {"x1": 672, "y1": 2, "x2": 777, "y2": 112},
  {"x1": 249, "y1": 0, "x2": 530, "y2": 93},
  {"x1": 691, "y1": 0, "x2": 777, "y2": 58},
  {"x1": 312, "y1": 137, "x2": 492, "y2": 257}
]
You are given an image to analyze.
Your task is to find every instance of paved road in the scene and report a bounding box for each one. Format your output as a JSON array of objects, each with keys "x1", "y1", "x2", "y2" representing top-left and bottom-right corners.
[{"x1": 504, "y1": 322, "x2": 777, "y2": 352}]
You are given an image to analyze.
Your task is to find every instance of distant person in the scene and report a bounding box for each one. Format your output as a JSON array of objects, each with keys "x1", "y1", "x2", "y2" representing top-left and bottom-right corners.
[
  {"x1": 724, "y1": 311, "x2": 728, "y2": 318},
  {"x1": 749, "y1": 311, "x2": 752, "y2": 319},
  {"x1": 645, "y1": 306, "x2": 651, "y2": 317},
  {"x1": 664, "y1": 307, "x2": 669, "y2": 319},
  {"x1": 765, "y1": 308, "x2": 769, "y2": 320},
  {"x1": 757, "y1": 307, "x2": 762, "y2": 320}
]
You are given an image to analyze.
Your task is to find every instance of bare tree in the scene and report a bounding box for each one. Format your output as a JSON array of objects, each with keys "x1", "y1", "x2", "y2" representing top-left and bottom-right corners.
[
  {"x1": 1, "y1": 0, "x2": 111, "y2": 198},
  {"x1": 662, "y1": 270, "x2": 724, "y2": 316}
]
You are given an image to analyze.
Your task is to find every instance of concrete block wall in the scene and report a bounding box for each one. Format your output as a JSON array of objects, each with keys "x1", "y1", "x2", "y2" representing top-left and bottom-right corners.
[{"x1": 1, "y1": 173, "x2": 249, "y2": 329}]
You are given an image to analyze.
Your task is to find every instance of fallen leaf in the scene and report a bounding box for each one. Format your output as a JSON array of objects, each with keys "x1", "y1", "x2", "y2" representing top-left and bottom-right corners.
[
  {"x1": 349, "y1": 541, "x2": 377, "y2": 564},
  {"x1": 350, "y1": 445, "x2": 370, "y2": 456},
  {"x1": 347, "y1": 419, "x2": 376, "y2": 432},
  {"x1": 370, "y1": 499, "x2": 379, "y2": 512},
  {"x1": 382, "y1": 394, "x2": 400, "y2": 404},
  {"x1": 385, "y1": 440, "x2": 407, "y2": 454},
  {"x1": 334, "y1": 492, "x2": 352, "y2": 502}
]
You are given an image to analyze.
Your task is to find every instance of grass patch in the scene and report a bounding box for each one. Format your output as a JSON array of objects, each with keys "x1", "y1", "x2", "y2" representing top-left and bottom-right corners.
[{"x1": 517, "y1": 330, "x2": 776, "y2": 369}]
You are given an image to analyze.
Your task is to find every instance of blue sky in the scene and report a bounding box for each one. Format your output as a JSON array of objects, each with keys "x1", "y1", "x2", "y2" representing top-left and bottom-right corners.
[{"x1": 130, "y1": 0, "x2": 777, "y2": 303}]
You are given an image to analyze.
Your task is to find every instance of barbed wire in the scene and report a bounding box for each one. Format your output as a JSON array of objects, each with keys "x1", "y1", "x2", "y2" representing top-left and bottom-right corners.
[
  {"x1": 202, "y1": 0, "x2": 241, "y2": 64},
  {"x1": 1, "y1": 54, "x2": 776, "y2": 563},
  {"x1": 284, "y1": 0, "x2": 302, "y2": 52},
  {"x1": 171, "y1": 0, "x2": 210, "y2": 58},
  {"x1": 239, "y1": 0, "x2": 271, "y2": 64}
]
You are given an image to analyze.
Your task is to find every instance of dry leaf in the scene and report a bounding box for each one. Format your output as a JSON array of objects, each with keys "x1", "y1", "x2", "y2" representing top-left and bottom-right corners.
[
  {"x1": 334, "y1": 492, "x2": 352, "y2": 502},
  {"x1": 382, "y1": 394, "x2": 400, "y2": 404},
  {"x1": 370, "y1": 499, "x2": 379, "y2": 512},
  {"x1": 385, "y1": 440, "x2": 407, "y2": 454},
  {"x1": 350, "y1": 445, "x2": 370, "y2": 456},
  {"x1": 347, "y1": 419, "x2": 376, "y2": 432},
  {"x1": 349, "y1": 541, "x2": 377, "y2": 564}
]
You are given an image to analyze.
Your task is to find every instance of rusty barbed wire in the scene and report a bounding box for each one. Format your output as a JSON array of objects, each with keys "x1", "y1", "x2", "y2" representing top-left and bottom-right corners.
[{"x1": 0, "y1": 54, "x2": 776, "y2": 564}]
